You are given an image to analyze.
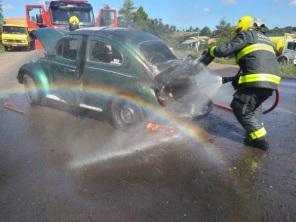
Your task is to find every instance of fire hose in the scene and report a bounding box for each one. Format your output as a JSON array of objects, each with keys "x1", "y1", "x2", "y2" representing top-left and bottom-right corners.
[{"x1": 213, "y1": 87, "x2": 280, "y2": 115}]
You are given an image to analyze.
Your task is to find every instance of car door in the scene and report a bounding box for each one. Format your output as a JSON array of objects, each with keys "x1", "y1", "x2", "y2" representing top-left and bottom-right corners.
[
  {"x1": 81, "y1": 36, "x2": 138, "y2": 109},
  {"x1": 50, "y1": 35, "x2": 84, "y2": 104}
]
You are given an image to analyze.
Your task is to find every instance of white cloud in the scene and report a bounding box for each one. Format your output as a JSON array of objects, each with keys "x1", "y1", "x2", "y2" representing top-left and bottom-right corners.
[
  {"x1": 2, "y1": 3, "x2": 15, "y2": 11},
  {"x1": 223, "y1": 0, "x2": 237, "y2": 4},
  {"x1": 290, "y1": 0, "x2": 296, "y2": 6},
  {"x1": 203, "y1": 8, "x2": 211, "y2": 13}
]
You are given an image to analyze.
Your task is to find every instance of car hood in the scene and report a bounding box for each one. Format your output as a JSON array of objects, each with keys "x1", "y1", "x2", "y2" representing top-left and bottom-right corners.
[
  {"x1": 31, "y1": 28, "x2": 65, "y2": 55},
  {"x1": 154, "y1": 58, "x2": 206, "y2": 87}
]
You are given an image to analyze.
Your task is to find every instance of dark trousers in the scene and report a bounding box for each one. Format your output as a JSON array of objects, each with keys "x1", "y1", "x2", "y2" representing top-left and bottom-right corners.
[{"x1": 230, "y1": 88, "x2": 273, "y2": 140}]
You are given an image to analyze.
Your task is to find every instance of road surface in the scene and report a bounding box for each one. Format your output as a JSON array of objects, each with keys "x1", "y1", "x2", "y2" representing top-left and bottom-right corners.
[{"x1": 0, "y1": 51, "x2": 295, "y2": 222}]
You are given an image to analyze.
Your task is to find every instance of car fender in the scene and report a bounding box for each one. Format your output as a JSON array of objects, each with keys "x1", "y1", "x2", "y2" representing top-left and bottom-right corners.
[
  {"x1": 135, "y1": 83, "x2": 159, "y2": 106},
  {"x1": 17, "y1": 62, "x2": 50, "y2": 96}
]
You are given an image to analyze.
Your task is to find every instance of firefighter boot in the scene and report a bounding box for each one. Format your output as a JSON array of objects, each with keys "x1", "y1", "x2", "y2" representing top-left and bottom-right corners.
[{"x1": 244, "y1": 137, "x2": 270, "y2": 151}]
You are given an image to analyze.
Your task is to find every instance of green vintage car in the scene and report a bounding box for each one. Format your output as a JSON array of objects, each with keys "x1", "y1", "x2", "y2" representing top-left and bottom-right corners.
[{"x1": 17, "y1": 27, "x2": 212, "y2": 128}]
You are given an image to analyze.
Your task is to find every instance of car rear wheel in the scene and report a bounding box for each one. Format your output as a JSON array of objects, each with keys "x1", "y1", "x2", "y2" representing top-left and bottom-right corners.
[
  {"x1": 108, "y1": 99, "x2": 145, "y2": 129},
  {"x1": 23, "y1": 74, "x2": 42, "y2": 105}
]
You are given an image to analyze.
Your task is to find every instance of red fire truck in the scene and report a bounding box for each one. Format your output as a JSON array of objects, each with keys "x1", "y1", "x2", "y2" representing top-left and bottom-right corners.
[{"x1": 26, "y1": 0, "x2": 118, "y2": 32}]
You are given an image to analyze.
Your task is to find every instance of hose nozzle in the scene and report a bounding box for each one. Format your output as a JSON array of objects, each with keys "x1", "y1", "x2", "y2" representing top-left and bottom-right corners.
[{"x1": 222, "y1": 77, "x2": 234, "y2": 84}]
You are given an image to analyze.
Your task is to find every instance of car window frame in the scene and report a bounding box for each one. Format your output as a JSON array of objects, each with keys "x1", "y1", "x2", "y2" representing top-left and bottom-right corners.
[
  {"x1": 55, "y1": 35, "x2": 83, "y2": 62},
  {"x1": 86, "y1": 36, "x2": 125, "y2": 67}
]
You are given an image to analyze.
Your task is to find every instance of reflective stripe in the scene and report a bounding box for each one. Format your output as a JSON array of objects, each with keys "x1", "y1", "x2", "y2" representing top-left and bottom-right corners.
[
  {"x1": 210, "y1": 46, "x2": 216, "y2": 57},
  {"x1": 238, "y1": 73, "x2": 281, "y2": 85},
  {"x1": 249, "y1": 127, "x2": 267, "y2": 140},
  {"x1": 236, "y1": 43, "x2": 275, "y2": 61}
]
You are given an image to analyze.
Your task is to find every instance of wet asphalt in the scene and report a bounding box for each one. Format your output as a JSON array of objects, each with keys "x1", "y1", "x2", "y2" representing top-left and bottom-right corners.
[{"x1": 0, "y1": 51, "x2": 295, "y2": 222}]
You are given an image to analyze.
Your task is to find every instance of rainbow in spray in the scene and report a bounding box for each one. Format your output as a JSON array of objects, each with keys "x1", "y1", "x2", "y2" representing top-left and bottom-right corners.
[{"x1": 1, "y1": 83, "x2": 227, "y2": 167}]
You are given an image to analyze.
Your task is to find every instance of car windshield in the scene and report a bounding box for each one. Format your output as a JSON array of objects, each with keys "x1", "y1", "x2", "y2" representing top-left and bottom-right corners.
[
  {"x1": 139, "y1": 41, "x2": 177, "y2": 65},
  {"x1": 51, "y1": 3, "x2": 94, "y2": 25},
  {"x1": 287, "y1": 42, "x2": 296, "y2": 51},
  {"x1": 3, "y1": 26, "x2": 27, "y2": 34}
]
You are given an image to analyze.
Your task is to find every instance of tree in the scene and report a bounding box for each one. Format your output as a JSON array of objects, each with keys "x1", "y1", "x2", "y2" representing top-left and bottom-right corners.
[
  {"x1": 200, "y1": 26, "x2": 212, "y2": 36},
  {"x1": 214, "y1": 18, "x2": 233, "y2": 45},
  {"x1": 118, "y1": 0, "x2": 136, "y2": 27},
  {"x1": 193, "y1": 27, "x2": 200, "y2": 33},
  {"x1": 0, "y1": 1, "x2": 3, "y2": 27},
  {"x1": 134, "y1": 6, "x2": 149, "y2": 31}
]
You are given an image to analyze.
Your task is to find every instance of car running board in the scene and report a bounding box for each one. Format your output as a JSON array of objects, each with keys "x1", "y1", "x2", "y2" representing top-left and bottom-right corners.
[
  {"x1": 79, "y1": 104, "x2": 103, "y2": 112},
  {"x1": 46, "y1": 95, "x2": 103, "y2": 112},
  {"x1": 46, "y1": 94, "x2": 67, "y2": 103}
]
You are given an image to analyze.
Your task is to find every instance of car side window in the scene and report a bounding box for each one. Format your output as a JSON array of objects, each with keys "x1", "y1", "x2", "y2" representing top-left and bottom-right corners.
[
  {"x1": 56, "y1": 37, "x2": 81, "y2": 60},
  {"x1": 88, "y1": 40, "x2": 123, "y2": 65}
]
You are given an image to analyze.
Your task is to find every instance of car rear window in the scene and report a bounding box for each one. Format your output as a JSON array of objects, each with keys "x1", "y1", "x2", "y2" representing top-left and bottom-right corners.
[{"x1": 139, "y1": 41, "x2": 177, "y2": 64}]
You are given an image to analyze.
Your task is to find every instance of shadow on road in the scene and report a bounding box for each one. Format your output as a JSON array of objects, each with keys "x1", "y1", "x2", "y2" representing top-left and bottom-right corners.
[{"x1": 197, "y1": 112, "x2": 245, "y2": 144}]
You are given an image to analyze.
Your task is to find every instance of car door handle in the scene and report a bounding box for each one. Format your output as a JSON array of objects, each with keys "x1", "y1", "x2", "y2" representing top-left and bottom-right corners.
[{"x1": 67, "y1": 68, "x2": 77, "y2": 73}]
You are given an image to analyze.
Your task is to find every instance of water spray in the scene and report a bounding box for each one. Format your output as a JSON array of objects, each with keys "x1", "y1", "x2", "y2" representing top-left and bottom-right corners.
[{"x1": 198, "y1": 53, "x2": 280, "y2": 115}]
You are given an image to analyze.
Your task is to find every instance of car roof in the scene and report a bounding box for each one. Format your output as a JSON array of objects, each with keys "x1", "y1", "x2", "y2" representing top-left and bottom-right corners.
[{"x1": 73, "y1": 27, "x2": 161, "y2": 46}]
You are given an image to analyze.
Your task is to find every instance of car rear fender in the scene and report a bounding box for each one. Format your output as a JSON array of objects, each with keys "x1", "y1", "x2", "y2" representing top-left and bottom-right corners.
[{"x1": 17, "y1": 62, "x2": 50, "y2": 96}]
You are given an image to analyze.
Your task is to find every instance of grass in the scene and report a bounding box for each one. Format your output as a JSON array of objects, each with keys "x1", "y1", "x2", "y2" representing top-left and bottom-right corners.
[
  {"x1": 0, "y1": 44, "x2": 4, "y2": 53},
  {"x1": 214, "y1": 57, "x2": 237, "y2": 65},
  {"x1": 280, "y1": 64, "x2": 296, "y2": 76}
]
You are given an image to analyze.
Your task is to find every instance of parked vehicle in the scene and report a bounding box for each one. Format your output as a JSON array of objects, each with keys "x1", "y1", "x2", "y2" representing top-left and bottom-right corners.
[
  {"x1": 278, "y1": 40, "x2": 296, "y2": 65},
  {"x1": 1, "y1": 18, "x2": 34, "y2": 51},
  {"x1": 269, "y1": 35, "x2": 296, "y2": 64},
  {"x1": 26, "y1": 0, "x2": 117, "y2": 31},
  {"x1": 17, "y1": 28, "x2": 212, "y2": 128}
]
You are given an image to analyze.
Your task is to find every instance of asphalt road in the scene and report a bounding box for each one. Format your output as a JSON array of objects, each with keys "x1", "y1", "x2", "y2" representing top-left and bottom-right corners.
[{"x1": 0, "y1": 51, "x2": 295, "y2": 222}]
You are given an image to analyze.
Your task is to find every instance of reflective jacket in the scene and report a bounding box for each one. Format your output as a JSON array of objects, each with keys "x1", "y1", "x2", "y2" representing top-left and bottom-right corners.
[{"x1": 210, "y1": 30, "x2": 281, "y2": 90}]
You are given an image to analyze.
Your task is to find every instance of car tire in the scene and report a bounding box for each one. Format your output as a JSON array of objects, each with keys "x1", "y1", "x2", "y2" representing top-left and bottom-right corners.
[
  {"x1": 23, "y1": 74, "x2": 42, "y2": 105},
  {"x1": 278, "y1": 57, "x2": 288, "y2": 65},
  {"x1": 108, "y1": 99, "x2": 145, "y2": 129},
  {"x1": 4, "y1": 46, "x2": 8, "y2": 51}
]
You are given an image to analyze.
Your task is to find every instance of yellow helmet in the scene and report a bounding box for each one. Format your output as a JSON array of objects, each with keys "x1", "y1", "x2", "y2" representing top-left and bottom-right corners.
[
  {"x1": 235, "y1": 16, "x2": 254, "y2": 32},
  {"x1": 69, "y1": 16, "x2": 80, "y2": 25},
  {"x1": 69, "y1": 16, "x2": 80, "y2": 31}
]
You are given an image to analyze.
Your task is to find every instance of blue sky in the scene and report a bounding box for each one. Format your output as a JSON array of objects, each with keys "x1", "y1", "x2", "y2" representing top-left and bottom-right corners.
[{"x1": 2, "y1": 0, "x2": 296, "y2": 30}]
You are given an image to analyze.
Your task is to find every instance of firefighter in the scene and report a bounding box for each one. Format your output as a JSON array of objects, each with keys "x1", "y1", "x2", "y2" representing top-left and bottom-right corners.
[
  {"x1": 205, "y1": 16, "x2": 281, "y2": 150},
  {"x1": 69, "y1": 16, "x2": 80, "y2": 31}
]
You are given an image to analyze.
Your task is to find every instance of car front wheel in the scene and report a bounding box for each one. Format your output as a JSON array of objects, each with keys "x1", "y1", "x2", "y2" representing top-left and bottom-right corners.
[
  {"x1": 108, "y1": 99, "x2": 145, "y2": 129},
  {"x1": 23, "y1": 74, "x2": 42, "y2": 105}
]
